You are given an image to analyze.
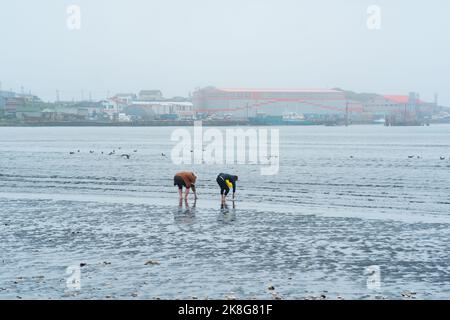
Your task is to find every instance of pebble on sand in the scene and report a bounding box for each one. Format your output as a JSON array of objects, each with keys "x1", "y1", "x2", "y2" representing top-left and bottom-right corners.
[
  {"x1": 303, "y1": 294, "x2": 327, "y2": 300},
  {"x1": 401, "y1": 291, "x2": 417, "y2": 299}
]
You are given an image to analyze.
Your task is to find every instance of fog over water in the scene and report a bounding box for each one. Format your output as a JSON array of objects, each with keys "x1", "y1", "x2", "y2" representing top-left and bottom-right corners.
[{"x1": 0, "y1": 0, "x2": 449, "y2": 104}]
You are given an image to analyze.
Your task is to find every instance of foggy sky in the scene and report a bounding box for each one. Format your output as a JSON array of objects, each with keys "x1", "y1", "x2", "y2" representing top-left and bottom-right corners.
[{"x1": 0, "y1": 0, "x2": 449, "y2": 105}]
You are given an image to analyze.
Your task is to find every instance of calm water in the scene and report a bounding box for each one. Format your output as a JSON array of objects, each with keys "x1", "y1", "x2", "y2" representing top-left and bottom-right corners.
[{"x1": 1, "y1": 125, "x2": 450, "y2": 300}]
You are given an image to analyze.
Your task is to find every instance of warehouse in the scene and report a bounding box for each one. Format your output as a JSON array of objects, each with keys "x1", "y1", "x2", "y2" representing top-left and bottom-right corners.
[{"x1": 192, "y1": 87, "x2": 347, "y2": 120}]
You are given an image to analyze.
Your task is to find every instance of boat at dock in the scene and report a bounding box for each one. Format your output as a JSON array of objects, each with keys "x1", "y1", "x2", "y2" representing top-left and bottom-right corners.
[{"x1": 249, "y1": 113, "x2": 317, "y2": 125}]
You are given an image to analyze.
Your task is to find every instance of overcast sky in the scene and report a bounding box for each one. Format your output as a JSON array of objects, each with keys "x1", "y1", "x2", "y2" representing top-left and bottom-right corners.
[{"x1": 0, "y1": 0, "x2": 449, "y2": 105}]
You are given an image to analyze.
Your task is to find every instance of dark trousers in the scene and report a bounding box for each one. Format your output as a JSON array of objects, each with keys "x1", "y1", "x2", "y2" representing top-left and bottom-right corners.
[
  {"x1": 174, "y1": 175, "x2": 186, "y2": 190},
  {"x1": 216, "y1": 176, "x2": 230, "y2": 196}
]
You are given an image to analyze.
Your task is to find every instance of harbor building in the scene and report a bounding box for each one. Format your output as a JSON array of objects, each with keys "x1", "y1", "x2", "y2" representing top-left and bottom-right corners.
[
  {"x1": 127, "y1": 101, "x2": 194, "y2": 120},
  {"x1": 192, "y1": 87, "x2": 347, "y2": 120},
  {"x1": 363, "y1": 93, "x2": 435, "y2": 125}
]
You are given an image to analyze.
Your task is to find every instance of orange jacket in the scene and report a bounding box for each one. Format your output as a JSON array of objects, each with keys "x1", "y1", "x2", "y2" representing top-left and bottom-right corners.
[{"x1": 175, "y1": 171, "x2": 197, "y2": 188}]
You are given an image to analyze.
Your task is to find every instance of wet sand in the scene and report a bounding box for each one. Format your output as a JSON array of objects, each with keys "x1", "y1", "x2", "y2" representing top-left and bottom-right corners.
[{"x1": 1, "y1": 196, "x2": 449, "y2": 300}]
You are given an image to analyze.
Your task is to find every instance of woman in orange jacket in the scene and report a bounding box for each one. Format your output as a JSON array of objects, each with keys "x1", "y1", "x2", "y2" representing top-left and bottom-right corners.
[{"x1": 174, "y1": 171, "x2": 198, "y2": 200}]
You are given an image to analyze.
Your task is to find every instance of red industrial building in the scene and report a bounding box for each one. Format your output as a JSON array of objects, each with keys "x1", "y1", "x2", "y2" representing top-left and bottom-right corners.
[
  {"x1": 193, "y1": 87, "x2": 435, "y2": 125},
  {"x1": 193, "y1": 87, "x2": 347, "y2": 120}
]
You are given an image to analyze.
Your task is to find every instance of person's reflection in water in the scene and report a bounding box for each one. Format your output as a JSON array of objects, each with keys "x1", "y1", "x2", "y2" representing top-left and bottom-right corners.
[
  {"x1": 218, "y1": 201, "x2": 236, "y2": 223},
  {"x1": 175, "y1": 198, "x2": 196, "y2": 224}
]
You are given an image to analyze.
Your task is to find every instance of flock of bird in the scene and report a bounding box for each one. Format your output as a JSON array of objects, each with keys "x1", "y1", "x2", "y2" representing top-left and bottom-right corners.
[
  {"x1": 69, "y1": 150, "x2": 447, "y2": 161},
  {"x1": 408, "y1": 155, "x2": 447, "y2": 160},
  {"x1": 69, "y1": 147, "x2": 138, "y2": 159},
  {"x1": 348, "y1": 155, "x2": 447, "y2": 160}
]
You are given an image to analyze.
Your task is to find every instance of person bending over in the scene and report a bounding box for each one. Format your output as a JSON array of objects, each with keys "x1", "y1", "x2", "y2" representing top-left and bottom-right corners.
[
  {"x1": 216, "y1": 173, "x2": 238, "y2": 202},
  {"x1": 174, "y1": 171, "x2": 198, "y2": 200}
]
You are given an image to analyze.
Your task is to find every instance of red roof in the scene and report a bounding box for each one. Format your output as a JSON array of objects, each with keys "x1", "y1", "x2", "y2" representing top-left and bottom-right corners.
[
  {"x1": 218, "y1": 88, "x2": 341, "y2": 94},
  {"x1": 383, "y1": 95, "x2": 424, "y2": 104}
]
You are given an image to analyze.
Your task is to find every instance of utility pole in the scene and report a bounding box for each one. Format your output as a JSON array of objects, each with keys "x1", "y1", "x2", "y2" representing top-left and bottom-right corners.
[{"x1": 404, "y1": 104, "x2": 407, "y2": 124}]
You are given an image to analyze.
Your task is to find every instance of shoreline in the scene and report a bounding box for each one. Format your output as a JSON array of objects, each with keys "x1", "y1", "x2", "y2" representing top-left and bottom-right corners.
[
  {"x1": 0, "y1": 122, "x2": 396, "y2": 127},
  {"x1": 1, "y1": 121, "x2": 447, "y2": 127},
  {"x1": 0, "y1": 120, "x2": 247, "y2": 127}
]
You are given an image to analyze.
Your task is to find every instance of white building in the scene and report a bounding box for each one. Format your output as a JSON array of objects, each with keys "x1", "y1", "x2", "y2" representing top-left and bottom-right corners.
[
  {"x1": 114, "y1": 93, "x2": 137, "y2": 104},
  {"x1": 130, "y1": 101, "x2": 194, "y2": 119},
  {"x1": 138, "y1": 90, "x2": 163, "y2": 101}
]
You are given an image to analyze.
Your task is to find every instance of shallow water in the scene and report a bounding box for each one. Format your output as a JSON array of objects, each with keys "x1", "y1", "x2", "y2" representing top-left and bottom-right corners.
[{"x1": 1, "y1": 125, "x2": 450, "y2": 299}]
